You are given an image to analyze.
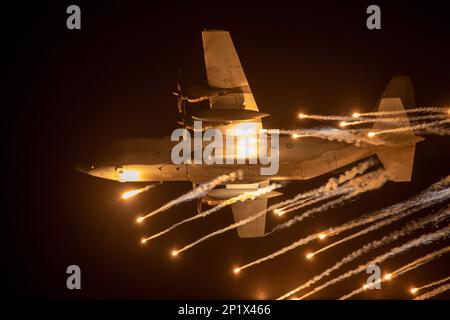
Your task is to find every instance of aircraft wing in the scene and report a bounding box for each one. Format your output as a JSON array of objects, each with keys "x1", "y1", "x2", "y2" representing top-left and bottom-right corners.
[
  {"x1": 231, "y1": 198, "x2": 267, "y2": 238},
  {"x1": 201, "y1": 30, "x2": 267, "y2": 238},
  {"x1": 202, "y1": 30, "x2": 259, "y2": 112},
  {"x1": 226, "y1": 181, "x2": 269, "y2": 238},
  {"x1": 203, "y1": 181, "x2": 280, "y2": 238}
]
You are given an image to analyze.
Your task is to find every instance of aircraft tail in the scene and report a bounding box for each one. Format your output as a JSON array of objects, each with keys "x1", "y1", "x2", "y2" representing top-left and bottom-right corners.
[{"x1": 373, "y1": 76, "x2": 424, "y2": 182}]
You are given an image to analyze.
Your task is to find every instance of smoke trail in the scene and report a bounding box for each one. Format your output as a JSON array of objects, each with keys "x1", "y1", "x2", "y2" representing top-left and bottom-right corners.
[
  {"x1": 311, "y1": 204, "x2": 450, "y2": 258},
  {"x1": 141, "y1": 183, "x2": 284, "y2": 243},
  {"x1": 277, "y1": 207, "x2": 450, "y2": 300},
  {"x1": 324, "y1": 180, "x2": 449, "y2": 237},
  {"x1": 175, "y1": 160, "x2": 374, "y2": 254},
  {"x1": 173, "y1": 204, "x2": 277, "y2": 256},
  {"x1": 339, "y1": 245, "x2": 450, "y2": 300},
  {"x1": 297, "y1": 113, "x2": 352, "y2": 121},
  {"x1": 275, "y1": 115, "x2": 448, "y2": 145},
  {"x1": 238, "y1": 175, "x2": 449, "y2": 273},
  {"x1": 340, "y1": 257, "x2": 439, "y2": 300},
  {"x1": 274, "y1": 128, "x2": 385, "y2": 146},
  {"x1": 342, "y1": 114, "x2": 448, "y2": 127},
  {"x1": 411, "y1": 276, "x2": 450, "y2": 295},
  {"x1": 276, "y1": 189, "x2": 348, "y2": 217},
  {"x1": 416, "y1": 127, "x2": 450, "y2": 136},
  {"x1": 121, "y1": 184, "x2": 155, "y2": 200},
  {"x1": 297, "y1": 107, "x2": 448, "y2": 122},
  {"x1": 371, "y1": 119, "x2": 450, "y2": 136},
  {"x1": 270, "y1": 169, "x2": 389, "y2": 231},
  {"x1": 281, "y1": 168, "x2": 389, "y2": 217},
  {"x1": 275, "y1": 159, "x2": 376, "y2": 214},
  {"x1": 413, "y1": 283, "x2": 450, "y2": 300},
  {"x1": 360, "y1": 107, "x2": 449, "y2": 117},
  {"x1": 296, "y1": 226, "x2": 450, "y2": 300},
  {"x1": 137, "y1": 171, "x2": 243, "y2": 223}
]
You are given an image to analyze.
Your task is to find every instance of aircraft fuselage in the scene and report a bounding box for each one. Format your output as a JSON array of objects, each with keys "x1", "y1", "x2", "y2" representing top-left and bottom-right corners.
[{"x1": 77, "y1": 136, "x2": 377, "y2": 183}]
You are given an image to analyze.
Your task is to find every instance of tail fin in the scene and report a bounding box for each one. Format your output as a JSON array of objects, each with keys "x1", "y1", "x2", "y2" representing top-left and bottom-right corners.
[{"x1": 373, "y1": 76, "x2": 423, "y2": 182}]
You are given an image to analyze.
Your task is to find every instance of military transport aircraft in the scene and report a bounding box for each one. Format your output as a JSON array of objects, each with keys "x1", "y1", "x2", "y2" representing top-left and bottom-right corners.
[{"x1": 76, "y1": 30, "x2": 423, "y2": 238}]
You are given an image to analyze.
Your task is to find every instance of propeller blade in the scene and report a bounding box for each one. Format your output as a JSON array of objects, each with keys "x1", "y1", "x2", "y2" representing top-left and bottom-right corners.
[
  {"x1": 177, "y1": 69, "x2": 182, "y2": 91},
  {"x1": 177, "y1": 95, "x2": 183, "y2": 114},
  {"x1": 175, "y1": 69, "x2": 184, "y2": 114}
]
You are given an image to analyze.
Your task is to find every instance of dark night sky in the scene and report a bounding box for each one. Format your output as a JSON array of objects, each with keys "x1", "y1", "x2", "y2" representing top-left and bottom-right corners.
[{"x1": 7, "y1": 1, "x2": 450, "y2": 299}]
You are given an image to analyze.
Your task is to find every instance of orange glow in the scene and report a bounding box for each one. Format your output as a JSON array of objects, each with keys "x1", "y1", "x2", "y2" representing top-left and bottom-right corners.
[
  {"x1": 226, "y1": 122, "x2": 260, "y2": 160},
  {"x1": 121, "y1": 189, "x2": 140, "y2": 199},
  {"x1": 352, "y1": 112, "x2": 361, "y2": 118},
  {"x1": 367, "y1": 131, "x2": 376, "y2": 138},
  {"x1": 121, "y1": 185, "x2": 153, "y2": 200},
  {"x1": 255, "y1": 289, "x2": 267, "y2": 300}
]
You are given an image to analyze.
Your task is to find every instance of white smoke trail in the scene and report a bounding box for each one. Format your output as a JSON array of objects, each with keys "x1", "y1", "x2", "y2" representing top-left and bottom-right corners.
[
  {"x1": 274, "y1": 115, "x2": 448, "y2": 145},
  {"x1": 298, "y1": 107, "x2": 448, "y2": 122},
  {"x1": 137, "y1": 171, "x2": 243, "y2": 223},
  {"x1": 141, "y1": 183, "x2": 284, "y2": 243},
  {"x1": 411, "y1": 276, "x2": 450, "y2": 295},
  {"x1": 339, "y1": 245, "x2": 450, "y2": 300},
  {"x1": 275, "y1": 188, "x2": 348, "y2": 217},
  {"x1": 173, "y1": 208, "x2": 270, "y2": 256},
  {"x1": 121, "y1": 184, "x2": 155, "y2": 200},
  {"x1": 311, "y1": 204, "x2": 450, "y2": 258},
  {"x1": 391, "y1": 255, "x2": 437, "y2": 276},
  {"x1": 277, "y1": 207, "x2": 450, "y2": 300},
  {"x1": 287, "y1": 168, "x2": 388, "y2": 217},
  {"x1": 413, "y1": 282, "x2": 450, "y2": 300},
  {"x1": 340, "y1": 259, "x2": 436, "y2": 300},
  {"x1": 296, "y1": 226, "x2": 450, "y2": 300},
  {"x1": 172, "y1": 161, "x2": 376, "y2": 255},
  {"x1": 238, "y1": 175, "x2": 450, "y2": 273},
  {"x1": 176, "y1": 166, "x2": 387, "y2": 255},
  {"x1": 275, "y1": 159, "x2": 376, "y2": 214},
  {"x1": 360, "y1": 107, "x2": 449, "y2": 117},
  {"x1": 274, "y1": 128, "x2": 384, "y2": 146},
  {"x1": 416, "y1": 127, "x2": 450, "y2": 136},
  {"x1": 342, "y1": 114, "x2": 448, "y2": 127},
  {"x1": 371, "y1": 119, "x2": 450, "y2": 136},
  {"x1": 297, "y1": 114, "x2": 352, "y2": 121},
  {"x1": 324, "y1": 181, "x2": 449, "y2": 237},
  {"x1": 270, "y1": 169, "x2": 389, "y2": 231}
]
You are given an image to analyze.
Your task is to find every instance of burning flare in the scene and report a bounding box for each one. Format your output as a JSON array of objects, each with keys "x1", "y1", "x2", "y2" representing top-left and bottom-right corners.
[{"x1": 121, "y1": 184, "x2": 155, "y2": 200}]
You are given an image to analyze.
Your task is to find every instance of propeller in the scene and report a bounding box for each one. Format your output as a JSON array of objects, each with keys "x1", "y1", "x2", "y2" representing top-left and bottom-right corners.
[{"x1": 173, "y1": 70, "x2": 185, "y2": 115}]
